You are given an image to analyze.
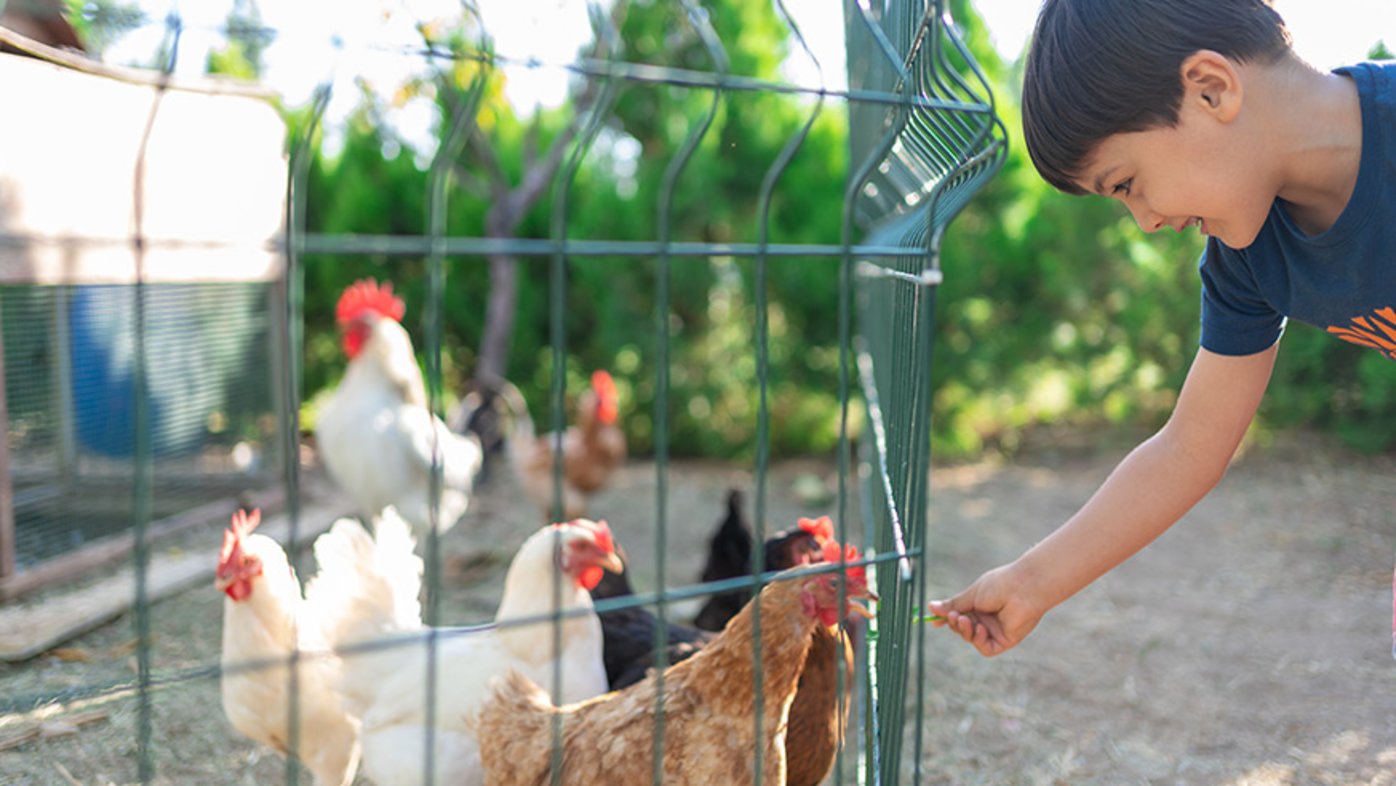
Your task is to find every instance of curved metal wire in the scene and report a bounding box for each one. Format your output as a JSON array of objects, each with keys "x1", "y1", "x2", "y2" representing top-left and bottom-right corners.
[
  {"x1": 539, "y1": 5, "x2": 622, "y2": 784},
  {"x1": 127, "y1": 12, "x2": 185, "y2": 782},
  {"x1": 280, "y1": 77, "x2": 332, "y2": 786},
  {"x1": 649, "y1": 1, "x2": 729, "y2": 779},
  {"x1": 419, "y1": 5, "x2": 489, "y2": 781}
]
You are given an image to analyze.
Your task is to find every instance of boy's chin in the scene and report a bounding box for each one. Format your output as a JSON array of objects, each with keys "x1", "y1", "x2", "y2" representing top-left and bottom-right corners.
[{"x1": 1212, "y1": 223, "x2": 1262, "y2": 250}]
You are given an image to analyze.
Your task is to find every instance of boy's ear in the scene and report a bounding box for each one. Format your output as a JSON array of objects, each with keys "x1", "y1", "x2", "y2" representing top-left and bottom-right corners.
[{"x1": 1180, "y1": 50, "x2": 1242, "y2": 123}]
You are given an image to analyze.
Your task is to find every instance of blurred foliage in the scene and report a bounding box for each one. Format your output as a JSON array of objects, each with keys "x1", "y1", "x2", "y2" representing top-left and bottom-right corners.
[
  {"x1": 289, "y1": 0, "x2": 1396, "y2": 459},
  {"x1": 62, "y1": 0, "x2": 145, "y2": 56}
]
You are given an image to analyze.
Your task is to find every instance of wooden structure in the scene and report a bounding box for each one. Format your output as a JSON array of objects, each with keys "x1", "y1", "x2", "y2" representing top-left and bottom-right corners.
[{"x1": 0, "y1": 25, "x2": 289, "y2": 600}]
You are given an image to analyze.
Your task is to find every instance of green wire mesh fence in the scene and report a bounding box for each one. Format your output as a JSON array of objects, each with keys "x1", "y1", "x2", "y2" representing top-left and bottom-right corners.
[
  {"x1": 0, "y1": 0, "x2": 1003, "y2": 784},
  {"x1": 847, "y1": 2, "x2": 1007, "y2": 783}
]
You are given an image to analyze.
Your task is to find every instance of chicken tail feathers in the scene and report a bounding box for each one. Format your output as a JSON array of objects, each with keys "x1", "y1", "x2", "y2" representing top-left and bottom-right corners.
[
  {"x1": 304, "y1": 508, "x2": 423, "y2": 712},
  {"x1": 367, "y1": 507, "x2": 424, "y2": 629},
  {"x1": 449, "y1": 378, "x2": 533, "y2": 443}
]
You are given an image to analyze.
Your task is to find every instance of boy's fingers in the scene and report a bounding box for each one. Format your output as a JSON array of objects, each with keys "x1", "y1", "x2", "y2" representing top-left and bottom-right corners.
[
  {"x1": 950, "y1": 611, "x2": 978, "y2": 644},
  {"x1": 974, "y1": 616, "x2": 1010, "y2": 657},
  {"x1": 929, "y1": 596, "x2": 971, "y2": 615},
  {"x1": 926, "y1": 599, "x2": 952, "y2": 627},
  {"x1": 939, "y1": 608, "x2": 1013, "y2": 656}
]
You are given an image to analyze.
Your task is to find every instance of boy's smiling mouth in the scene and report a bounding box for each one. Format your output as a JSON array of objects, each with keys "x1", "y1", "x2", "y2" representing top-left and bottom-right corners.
[{"x1": 1181, "y1": 216, "x2": 1208, "y2": 235}]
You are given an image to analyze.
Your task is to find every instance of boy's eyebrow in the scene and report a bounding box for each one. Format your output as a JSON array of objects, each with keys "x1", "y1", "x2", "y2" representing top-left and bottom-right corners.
[
  {"x1": 1083, "y1": 160, "x2": 1116, "y2": 195},
  {"x1": 1089, "y1": 165, "x2": 1118, "y2": 197},
  {"x1": 1090, "y1": 168, "x2": 1112, "y2": 196}
]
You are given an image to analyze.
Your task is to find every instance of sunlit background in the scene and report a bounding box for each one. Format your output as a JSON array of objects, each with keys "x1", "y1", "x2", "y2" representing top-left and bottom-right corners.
[{"x1": 102, "y1": 0, "x2": 1396, "y2": 157}]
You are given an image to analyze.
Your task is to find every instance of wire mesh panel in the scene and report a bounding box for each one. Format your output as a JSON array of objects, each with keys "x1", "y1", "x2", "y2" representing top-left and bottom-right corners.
[
  {"x1": 2, "y1": 283, "x2": 280, "y2": 567},
  {"x1": 0, "y1": 39, "x2": 290, "y2": 600},
  {"x1": 844, "y1": 1, "x2": 1006, "y2": 783},
  {"x1": 0, "y1": 0, "x2": 1001, "y2": 784}
]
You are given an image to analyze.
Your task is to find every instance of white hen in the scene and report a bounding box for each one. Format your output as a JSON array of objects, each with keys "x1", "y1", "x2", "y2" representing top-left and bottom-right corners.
[
  {"x1": 216, "y1": 508, "x2": 361, "y2": 786},
  {"x1": 318, "y1": 518, "x2": 621, "y2": 786},
  {"x1": 314, "y1": 279, "x2": 483, "y2": 535}
]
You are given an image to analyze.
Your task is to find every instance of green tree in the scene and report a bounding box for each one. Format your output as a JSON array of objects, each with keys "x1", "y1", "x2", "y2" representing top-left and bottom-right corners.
[
  {"x1": 205, "y1": 0, "x2": 271, "y2": 80},
  {"x1": 62, "y1": 0, "x2": 142, "y2": 56}
]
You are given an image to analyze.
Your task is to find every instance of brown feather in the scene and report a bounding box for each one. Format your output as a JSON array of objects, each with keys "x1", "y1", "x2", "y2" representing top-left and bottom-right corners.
[
  {"x1": 478, "y1": 575, "x2": 834, "y2": 786},
  {"x1": 785, "y1": 625, "x2": 855, "y2": 786}
]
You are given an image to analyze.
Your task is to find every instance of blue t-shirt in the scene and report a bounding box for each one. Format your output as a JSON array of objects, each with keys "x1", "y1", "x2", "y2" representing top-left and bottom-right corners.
[{"x1": 1199, "y1": 60, "x2": 1396, "y2": 360}]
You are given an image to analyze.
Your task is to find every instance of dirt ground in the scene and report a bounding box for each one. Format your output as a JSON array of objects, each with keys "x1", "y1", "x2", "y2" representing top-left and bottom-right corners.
[
  {"x1": 0, "y1": 427, "x2": 1392, "y2": 785},
  {"x1": 919, "y1": 429, "x2": 1396, "y2": 786}
]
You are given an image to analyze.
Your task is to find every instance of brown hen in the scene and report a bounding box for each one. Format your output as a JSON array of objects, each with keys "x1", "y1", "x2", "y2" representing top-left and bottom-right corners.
[
  {"x1": 507, "y1": 370, "x2": 625, "y2": 520},
  {"x1": 476, "y1": 540, "x2": 874, "y2": 786}
]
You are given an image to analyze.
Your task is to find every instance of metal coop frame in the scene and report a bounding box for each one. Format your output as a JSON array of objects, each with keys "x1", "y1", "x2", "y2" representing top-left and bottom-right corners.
[
  {"x1": 0, "y1": 0, "x2": 1004, "y2": 784},
  {"x1": 0, "y1": 29, "x2": 292, "y2": 604}
]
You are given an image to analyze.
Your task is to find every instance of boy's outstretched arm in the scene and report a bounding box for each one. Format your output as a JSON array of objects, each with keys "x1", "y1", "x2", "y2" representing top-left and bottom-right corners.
[{"x1": 928, "y1": 344, "x2": 1278, "y2": 656}]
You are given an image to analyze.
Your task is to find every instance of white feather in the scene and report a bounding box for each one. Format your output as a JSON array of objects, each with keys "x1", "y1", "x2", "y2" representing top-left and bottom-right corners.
[
  {"x1": 324, "y1": 522, "x2": 611, "y2": 786},
  {"x1": 315, "y1": 317, "x2": 483, "y2": 535}
]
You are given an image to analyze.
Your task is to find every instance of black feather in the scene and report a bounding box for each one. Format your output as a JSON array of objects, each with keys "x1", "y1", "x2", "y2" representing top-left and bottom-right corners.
[
  {"x1": 692, "y1": 489, "x2": 822, "y2": 632},
  {"x1": 590, "y1": 545, "x2": 716, "y2": 690}
]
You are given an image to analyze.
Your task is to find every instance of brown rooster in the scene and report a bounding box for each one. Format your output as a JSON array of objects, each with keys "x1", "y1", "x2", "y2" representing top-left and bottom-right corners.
[
  {"x1": 774, "y1": 515, "x2": 858, "y2": 786},
  {"x1": 475, "y1": 539, "x2": 875, "y2": 786},
  {"x1": 507, "y1": 371, "x2": 625, "y2": 521},
  {"x1": 786, "y1": 624, "x2": 855, "y2": 786}
]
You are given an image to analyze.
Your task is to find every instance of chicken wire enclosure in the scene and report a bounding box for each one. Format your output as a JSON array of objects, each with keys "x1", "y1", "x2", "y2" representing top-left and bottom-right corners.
[
  {"x1": 0, "y1": 36, "x2": 292, "y2": 602},
  {"x1": 0, "y1": 0, "x2": 1004, "y2": 784},
  {"x1": 2, "y1": 284, "x2": 281, "y2": 562},
  {"x1": 291, "y1": 0, "x2": 1004, "y2": 782}
]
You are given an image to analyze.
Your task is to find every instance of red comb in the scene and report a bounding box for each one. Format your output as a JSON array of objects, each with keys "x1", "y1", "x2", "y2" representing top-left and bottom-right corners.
[
  {"x1": 336, "y1": 279, "x2": 405, "y2": 326},
  {"x1": 798, "y1": 516, "x2": 835, "y2": 544},
  {"x1": 591, "y1": 371, "x2": 619, "y2": 425},
  {"x1": 230, "y1": 508, "x2": 261, "y2": 538},
  {"x1": 821, "y1": 540, "x2": 867, "y2": 581},
  {"x1": 844, "y1": 545, "x2": 866, "y2": 581},
  {"x1": 589, "y1": 519, "x2": 615, "y2": 553},
  {"x1": 566, "y1": 518, "x2": 615, "y2": 553},
  {"x1": 218, "y1": 528, "x2": 239, "y2": 566},
  {"x1": 218, "y1": 509, "x2": 259, "y2": 571}
]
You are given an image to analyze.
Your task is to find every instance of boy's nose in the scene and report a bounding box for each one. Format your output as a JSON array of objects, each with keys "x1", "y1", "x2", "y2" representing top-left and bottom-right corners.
[{"x1": 1126, "y1": 202, "x2": 1165, "y2": 233}]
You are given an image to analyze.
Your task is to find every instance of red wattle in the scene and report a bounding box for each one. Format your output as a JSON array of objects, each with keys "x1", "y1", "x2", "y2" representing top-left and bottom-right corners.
[{"x1": 580, "y1": 565, "x2": 604, "y2": 591}]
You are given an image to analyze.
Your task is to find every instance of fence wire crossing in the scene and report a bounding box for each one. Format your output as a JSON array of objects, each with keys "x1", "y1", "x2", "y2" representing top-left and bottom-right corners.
[{"x1": 0, "y1": 0, "x2": 1003, "y2": 784}]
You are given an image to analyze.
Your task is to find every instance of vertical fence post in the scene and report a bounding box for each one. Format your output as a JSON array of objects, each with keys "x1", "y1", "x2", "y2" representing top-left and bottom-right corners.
[{"x1": 0, "y1": 301, "x2": 14, "y2": 585}]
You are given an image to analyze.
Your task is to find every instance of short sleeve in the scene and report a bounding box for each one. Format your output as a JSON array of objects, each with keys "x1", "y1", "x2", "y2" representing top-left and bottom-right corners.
[{"x1": 1198, "y1": 239, "x2": 1286, "y2": 356}]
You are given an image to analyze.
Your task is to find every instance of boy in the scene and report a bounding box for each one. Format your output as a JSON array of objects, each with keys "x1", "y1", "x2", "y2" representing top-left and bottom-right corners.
[{"x1": 928, "y1": 0, "x2": 1395, "y2": 656}]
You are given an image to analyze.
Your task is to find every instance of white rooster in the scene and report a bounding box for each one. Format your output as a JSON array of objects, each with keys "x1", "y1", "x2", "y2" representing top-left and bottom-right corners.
[
  {"x1": 216, "y1": 508, "x2": 364, "y2": 786},
  {"x1": 316, "y1": 518, "x2": 621, "y2": 786},
  {"x1": 314, "y1": 278, "x2": 484, "y2": 535}
]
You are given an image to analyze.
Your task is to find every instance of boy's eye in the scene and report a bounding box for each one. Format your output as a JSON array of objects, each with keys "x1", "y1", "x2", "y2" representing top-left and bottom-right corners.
[{"x1": 1111, "y1": 179, "x2": 1133, "y2": 197}]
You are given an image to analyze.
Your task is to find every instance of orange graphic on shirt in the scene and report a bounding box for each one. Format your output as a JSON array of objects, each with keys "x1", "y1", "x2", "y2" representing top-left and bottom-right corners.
[{"x1": 1326, "y1": 307, "x2": 1396, "y2": 360}]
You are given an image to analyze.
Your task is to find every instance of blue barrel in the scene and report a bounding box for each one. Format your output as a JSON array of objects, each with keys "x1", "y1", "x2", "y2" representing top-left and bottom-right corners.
[{"x1": 68, "y1": 284, "x2": 260, "y2": 458}]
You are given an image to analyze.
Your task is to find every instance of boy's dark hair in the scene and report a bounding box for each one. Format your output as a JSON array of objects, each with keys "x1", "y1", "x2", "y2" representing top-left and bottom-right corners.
[{"x1": 1022, "y1": 0, "x2": 1291, "y2": 194}]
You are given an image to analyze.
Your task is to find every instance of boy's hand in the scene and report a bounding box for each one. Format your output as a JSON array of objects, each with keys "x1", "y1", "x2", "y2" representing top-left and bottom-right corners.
[{"x1": 927, "y1": 564, "x2": 1044, "y2": 657}]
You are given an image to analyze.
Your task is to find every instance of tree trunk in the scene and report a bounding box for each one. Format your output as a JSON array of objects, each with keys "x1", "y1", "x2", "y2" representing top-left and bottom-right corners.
[{"x1": 476, "y1": 250, "x2": 518, "y2": 393}]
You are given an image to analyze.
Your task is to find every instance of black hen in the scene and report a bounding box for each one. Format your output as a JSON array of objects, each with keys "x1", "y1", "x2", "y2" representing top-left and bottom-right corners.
[
  {"x1": 691, "y1": 489, "x2": 824, "y2": 632},
  {"x1": 589, "y1": 545, "x2": 716, "y2": 690},
  {"x1": 590, "y1": 492, "x2": 825, "y2": 689}
]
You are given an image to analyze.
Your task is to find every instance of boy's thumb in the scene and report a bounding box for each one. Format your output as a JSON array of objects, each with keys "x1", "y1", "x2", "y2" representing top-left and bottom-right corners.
[{"x1": 924, "y1": 598, "x2": 955, "y2": 625}]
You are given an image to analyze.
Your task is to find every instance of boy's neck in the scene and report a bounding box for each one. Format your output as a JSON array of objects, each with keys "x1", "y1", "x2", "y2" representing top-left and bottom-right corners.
[{"x1": 1263, "y1": 57, "x2": 1364, "y2": 235}]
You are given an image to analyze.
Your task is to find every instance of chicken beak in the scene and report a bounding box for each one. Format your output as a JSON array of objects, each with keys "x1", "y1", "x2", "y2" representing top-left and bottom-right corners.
[
  {"x1": 598, "y1": 551, "x2": 624, "y2": 575},
  {"x1": 847, "y1": 600, "x2": 876, "y2": 620}
]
